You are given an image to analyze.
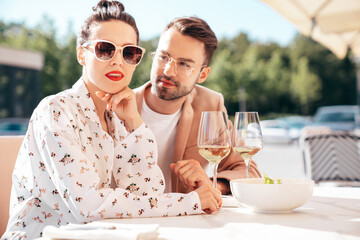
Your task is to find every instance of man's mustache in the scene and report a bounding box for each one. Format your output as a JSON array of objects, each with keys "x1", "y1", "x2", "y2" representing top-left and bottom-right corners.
[{"x1": 156, "y1": 75, "x2": 179, "y2": 87}]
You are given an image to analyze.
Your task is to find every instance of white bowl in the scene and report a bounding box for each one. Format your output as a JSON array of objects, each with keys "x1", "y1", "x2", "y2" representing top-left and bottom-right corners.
[{"x1": 230, "y1": 178, "x2": 314, "y2": 213}]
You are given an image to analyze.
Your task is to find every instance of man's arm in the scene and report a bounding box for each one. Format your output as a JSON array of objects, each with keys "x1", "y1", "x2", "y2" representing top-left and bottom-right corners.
[
  {"x1": 169, "y1": 154, "x2": 261, "y2": 195},
  {"x1": 174, "y1": 148, "x2": 261, "y2": 195},
  {"x1": 170, "y1": 160, "x2": 213, "y2": 191},
  {"x1": 172, "y1": 87, "x2": 261, "y2": 195}
]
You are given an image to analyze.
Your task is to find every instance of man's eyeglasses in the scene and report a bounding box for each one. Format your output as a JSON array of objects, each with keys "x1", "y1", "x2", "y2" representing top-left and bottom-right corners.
[
  {"x1": 82, "y1": 40, "x2": 145, "y2": 65},
  {"x1": 152, "y1": 51, "x2": 207, "y2": 77}
]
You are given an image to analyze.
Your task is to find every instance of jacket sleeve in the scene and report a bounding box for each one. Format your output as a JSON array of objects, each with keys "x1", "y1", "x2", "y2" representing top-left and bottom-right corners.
[{"x1": 34, "y1": 98, "x2": 202, "y2": 223}]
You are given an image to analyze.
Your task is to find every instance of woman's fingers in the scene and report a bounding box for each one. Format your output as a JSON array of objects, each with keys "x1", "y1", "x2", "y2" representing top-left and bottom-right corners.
[
  {"x1": 95, "y1": 91, "x2": 113, "y2": 110},
  {"x1": 206, "y1": 194, "x2": 218, "y2": 213},
  {"x1": 94, "y1": 89, "x2": 141, "y2": 130},
  {"x1": 108, "y1": 89, "x2": 134, "y2": 111},
  {"x1": 211, "y1": 195, "x2": 219, "y2": 211},
  {"x1": 195, "y1": 185, "x2": 222, "y2": 214},
  {"x1": 203, "y1": 208, "x2": 212, "y2": 214},
  {"x1": 95, "y1": 91, "x2": 111, "y2": 101},
  {"x1": 208, "y1": 187, "x2": 222, "y2": 212},
  {"x1": 95, "y1": 91, "x2": 105, "y2": 99},
  {"x1": 213, "y1": 188, "x2": 223, "y2": 206},
  {"x1": 95, "y1": 88, "x2": 135, "y2": 112}
]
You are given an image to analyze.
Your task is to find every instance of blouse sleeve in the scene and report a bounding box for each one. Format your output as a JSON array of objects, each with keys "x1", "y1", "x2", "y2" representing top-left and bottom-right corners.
[
  {"x1": 111, "y1": 123, "x2": 167, "y2": 196},
  {"x1": 33, "y1": 98, "x2": 202, "y2": 223}
]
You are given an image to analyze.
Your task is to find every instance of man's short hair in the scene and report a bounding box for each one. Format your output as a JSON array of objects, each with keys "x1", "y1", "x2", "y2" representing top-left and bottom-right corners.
[{"x1": 163, "y1": 17, "x2": 218, "y2": 65}]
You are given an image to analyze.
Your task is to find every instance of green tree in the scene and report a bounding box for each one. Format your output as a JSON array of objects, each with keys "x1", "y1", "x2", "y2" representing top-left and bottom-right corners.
[
  {"x1": 206, "y1": 49, "x2": 237, "y2": 101},
  {"x1": 214, "y1": 33, "x2": 250, "y2": 64},
  {"x1": 58, "y1": 24, "x2": 82, "y2": 90},
  {"x1": 0, "y1": 19, "x2": 357, "y2": 118},
  {"x1": 234, "y1": 45, "x2": 267, "y2": 113},
  {"x1": 289, "y1": 35, "x2": 356, "y2": 113},
  {"x1": 264, "y1": 50, "x2": 291, "y2": 113},
  {"x1": 0, "y1": 17, "x2": 63, "y2": 98},
  {"x1": 291, "y1": 57, "x2": 322, "y2": 115}
]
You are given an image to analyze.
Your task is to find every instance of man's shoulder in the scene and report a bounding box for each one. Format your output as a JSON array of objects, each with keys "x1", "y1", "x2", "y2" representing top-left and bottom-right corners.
[
  {"x1": 193, "y1": 84, "x2": 222, "y2": 99},
  {"x1": 190, "y1": 85, "x2": 223, "y2": 110},
  {"x1": 133, "y1": 81, "x2": 150, "y2": 94}
]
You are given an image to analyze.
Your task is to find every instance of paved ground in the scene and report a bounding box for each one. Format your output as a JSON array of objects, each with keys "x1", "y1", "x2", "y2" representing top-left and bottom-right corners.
[{"x1": 254, "y1": 142, "x2": 306, "y2": 179}]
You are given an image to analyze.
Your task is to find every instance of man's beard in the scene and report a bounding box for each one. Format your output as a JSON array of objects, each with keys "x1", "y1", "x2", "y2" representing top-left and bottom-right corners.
[{"x1": 153, "y1": 75, "x2": 196, "y2": 101}]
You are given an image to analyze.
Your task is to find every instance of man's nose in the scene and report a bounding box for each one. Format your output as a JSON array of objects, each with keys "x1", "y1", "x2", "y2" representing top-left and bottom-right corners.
[{"x1": 163, "y1": 59, "x2": 177, "y2": 77}]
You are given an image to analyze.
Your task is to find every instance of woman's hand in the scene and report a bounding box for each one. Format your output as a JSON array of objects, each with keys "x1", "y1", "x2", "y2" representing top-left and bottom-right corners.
[
  {"x1": 96, "y1": 88, "x2": 143, "y2": 132},
  {"x1": 194, "y1": 184, "x2": 222, "y2": 214}
]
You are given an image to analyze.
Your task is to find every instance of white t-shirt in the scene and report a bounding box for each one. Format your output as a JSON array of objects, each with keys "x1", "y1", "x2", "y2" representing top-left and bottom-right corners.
[{"x1": 141, "y1": 98, "x2": 181, "y2": 192}]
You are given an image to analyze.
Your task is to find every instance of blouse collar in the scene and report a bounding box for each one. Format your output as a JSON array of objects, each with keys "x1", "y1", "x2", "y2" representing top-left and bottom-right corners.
[{"x1": 70, "y1": 79, "x2": 101, "y2": 126}]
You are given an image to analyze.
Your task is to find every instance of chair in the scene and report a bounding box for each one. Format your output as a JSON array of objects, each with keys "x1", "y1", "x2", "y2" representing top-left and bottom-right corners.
[
  {"x1": 0, "y1": 135, "x2": 24, "y2": 236},
  {"x1": 300, "y1": 129, "x2": 360, "y2": 185}
]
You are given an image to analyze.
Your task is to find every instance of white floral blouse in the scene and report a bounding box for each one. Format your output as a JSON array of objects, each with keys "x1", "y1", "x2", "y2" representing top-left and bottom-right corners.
[{"x1": 2, "y1": 79, "x2": 201, "y2": 240}]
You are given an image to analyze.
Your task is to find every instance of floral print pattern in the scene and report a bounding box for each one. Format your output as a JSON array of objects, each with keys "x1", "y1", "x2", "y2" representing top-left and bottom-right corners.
[{"x1": 2, "y1": 80, "x2": 201, "y2": 240}]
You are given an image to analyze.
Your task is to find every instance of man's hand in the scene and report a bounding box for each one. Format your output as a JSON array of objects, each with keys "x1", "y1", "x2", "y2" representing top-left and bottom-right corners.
[{"x1": 170, "y1": 160, "x2": 212, "y2": 190}]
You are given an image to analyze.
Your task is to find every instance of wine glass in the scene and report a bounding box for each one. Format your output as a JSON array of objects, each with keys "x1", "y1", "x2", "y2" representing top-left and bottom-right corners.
[
  {"x1": 197, "y1": 111, "x2": 232, "y2": 189},
  {"x1": 233, "y1": 112, "x2": 263, "y2": 178}
]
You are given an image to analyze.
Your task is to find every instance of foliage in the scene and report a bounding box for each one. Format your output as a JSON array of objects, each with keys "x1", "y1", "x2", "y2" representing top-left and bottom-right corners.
[
  {"x1": 288, "y1": 35, "x2": 356, "y2": 113},
  {"x1": 0, "y1": 18, "x2": 357, "y2": 118},
  {"x1": 291, "y1": 57, "x2": 322, "y2": 115}
]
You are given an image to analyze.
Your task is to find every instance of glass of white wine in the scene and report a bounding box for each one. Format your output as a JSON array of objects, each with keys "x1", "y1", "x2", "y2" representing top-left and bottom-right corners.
[
  {"x1": 233, "y1": 112, "x2": 263, "y2": 178},
  {"x1": 198, "y1": 111, "x2": 232, "y2": 189}
]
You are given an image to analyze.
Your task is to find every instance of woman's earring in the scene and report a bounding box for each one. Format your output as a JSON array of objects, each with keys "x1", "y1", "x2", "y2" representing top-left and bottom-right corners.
[
  {"x1": 77, "y1": 46, "x2": 86, "y2": 66},
  {"x1": 79, "y1": 56, "x2": 85, "y2": 65}
]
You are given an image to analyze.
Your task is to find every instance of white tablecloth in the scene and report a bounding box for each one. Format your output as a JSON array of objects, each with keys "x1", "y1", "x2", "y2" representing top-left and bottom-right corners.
[{"x1": 40, "y1": 186, "x2": 360, "y2": 240}]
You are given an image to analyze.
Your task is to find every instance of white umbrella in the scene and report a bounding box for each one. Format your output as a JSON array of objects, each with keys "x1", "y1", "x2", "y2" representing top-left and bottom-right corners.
[
  {"x1": 260, "y1": 0, "x2": 360, "y2": 58},
  {"x1": 261, "y1": 0, "x2": 360, "y2": 104}
]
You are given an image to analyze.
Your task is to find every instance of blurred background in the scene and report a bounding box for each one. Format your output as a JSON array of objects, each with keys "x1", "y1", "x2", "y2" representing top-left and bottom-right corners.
[{"x1": 0, "y1": 0, "x2": 359, "y2": 178}]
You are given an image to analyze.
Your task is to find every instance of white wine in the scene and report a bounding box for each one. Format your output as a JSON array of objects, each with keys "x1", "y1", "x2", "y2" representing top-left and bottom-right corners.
[
  {"x1": 233, "y1": 147, "x2": 261, "y2": 162},
  {"x1": 198, "y1": 145, "x2": 231, "y2": 164}
]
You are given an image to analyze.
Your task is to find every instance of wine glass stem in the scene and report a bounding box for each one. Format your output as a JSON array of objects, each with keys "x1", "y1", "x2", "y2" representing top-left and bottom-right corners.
[
  {"x1": 245, "y1": 158, "x2": 251, "y2": 178},
  {"x1": 213, "y1": 163, "x2": 219, "y2": 189}
]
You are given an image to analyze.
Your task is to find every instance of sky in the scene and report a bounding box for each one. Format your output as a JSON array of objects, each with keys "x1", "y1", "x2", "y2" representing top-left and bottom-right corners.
[{"x1": 0, "y1": 0, "x2": 298, "y2": 46}]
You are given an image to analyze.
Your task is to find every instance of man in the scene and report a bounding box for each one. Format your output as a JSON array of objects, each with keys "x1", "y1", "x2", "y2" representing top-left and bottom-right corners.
[{"x1": 135, "y1": 17, "x2": 261, "y2": 195}]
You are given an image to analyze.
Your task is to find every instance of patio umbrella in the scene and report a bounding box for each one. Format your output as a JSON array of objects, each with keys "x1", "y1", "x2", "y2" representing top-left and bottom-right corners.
[
  {"x1": 261, "y1": 0, "x2": 360, "y2": 105},
  {"x1": 260, "y1": 0, "x2": 360, "y2": 59}
]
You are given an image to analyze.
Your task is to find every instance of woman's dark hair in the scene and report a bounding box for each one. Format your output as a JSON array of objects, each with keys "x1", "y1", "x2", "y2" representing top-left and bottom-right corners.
[
  {"x1": 163, "y1": 17, "x2": 218, "y2": 65},
  {"x1": 77, "y1": 0, "x2": 139, "y2": 46}
]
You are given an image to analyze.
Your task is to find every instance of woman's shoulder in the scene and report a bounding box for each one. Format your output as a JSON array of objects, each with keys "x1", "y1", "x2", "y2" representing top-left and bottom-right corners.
[
  {"x1": 37, "y1": 79, "x2": 84, "y2": 108},
  {"x1": 30, "y1": 87, "x2": 80, "y2": 127},
  {"x1": 36, "y1": 88, "x2": 75, "y2": 111}
]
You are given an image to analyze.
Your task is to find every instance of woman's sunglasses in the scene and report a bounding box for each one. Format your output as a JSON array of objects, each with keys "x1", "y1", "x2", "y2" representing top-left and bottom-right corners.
[{"x1": 82, "y1": 40, "x2": 145, "y2": 65}]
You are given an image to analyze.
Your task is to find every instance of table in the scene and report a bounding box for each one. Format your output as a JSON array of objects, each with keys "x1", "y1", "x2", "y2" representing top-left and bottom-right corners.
[{"x1": 97, "y1": 186, "x2": 360, "y2": 240}]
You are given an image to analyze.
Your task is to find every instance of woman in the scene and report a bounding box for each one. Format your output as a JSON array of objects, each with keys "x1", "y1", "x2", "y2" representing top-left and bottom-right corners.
[{"x1": 2, "y1": 1, "x2": 222, "y2": 239}]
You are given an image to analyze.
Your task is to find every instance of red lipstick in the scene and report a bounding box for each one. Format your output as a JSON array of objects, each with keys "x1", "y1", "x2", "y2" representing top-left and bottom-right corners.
[{"x1": 105, "y1": 71, "x2": 124, "y2": 81}]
